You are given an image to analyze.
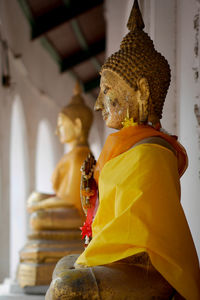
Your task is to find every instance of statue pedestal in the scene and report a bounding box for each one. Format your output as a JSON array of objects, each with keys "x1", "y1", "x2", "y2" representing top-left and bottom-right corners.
[
  {"x1": 0, "y1": 278, "x2": 45, "y2": 299},
  {"x1": 18, "y1": 229, "x2": 83, "y2": 287},
  {"x1": 17, "y1": 208, "x2": 84, "y2": 287}
]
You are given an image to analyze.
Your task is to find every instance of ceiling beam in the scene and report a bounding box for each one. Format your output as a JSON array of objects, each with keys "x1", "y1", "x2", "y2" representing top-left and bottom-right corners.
[
  {"x1": 60, "y1": 38, "x2": 105, "y2": 72},
  {"x1": 31, "y1": 0, "x2": 104, "y2": 39}
]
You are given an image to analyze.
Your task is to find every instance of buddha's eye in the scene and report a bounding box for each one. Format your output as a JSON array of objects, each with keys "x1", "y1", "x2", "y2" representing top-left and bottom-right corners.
[{"x1": 103, "y1": 87, "x2": 109, "y2": 95}]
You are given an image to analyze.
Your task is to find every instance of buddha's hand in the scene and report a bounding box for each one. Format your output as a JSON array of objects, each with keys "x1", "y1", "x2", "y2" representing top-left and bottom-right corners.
[
  {"x1": 74, "y1": 262, "x2": 88, "y2": 269},
  {"x1": 80, "y1": 153, "x2": 96, "y2": 215}
]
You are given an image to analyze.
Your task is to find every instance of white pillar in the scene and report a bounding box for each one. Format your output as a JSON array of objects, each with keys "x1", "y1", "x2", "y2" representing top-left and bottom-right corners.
[
  {"x1": 9, "y1": 95, "x2": 29, "y2": 279},
  {"x1": 35, "y1": 120, "x2": 55, "y2": 193},
  {"x1": 176, "y1": 0, "x2": 200, "y2": 257},
  {"x1": 0, "y1": 88, "x2": 12, "y2": 282}
]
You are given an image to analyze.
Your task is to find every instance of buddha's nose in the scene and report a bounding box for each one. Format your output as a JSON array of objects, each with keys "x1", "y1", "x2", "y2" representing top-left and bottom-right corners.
[{"x1": 94, "y1": 93, "x2": 104, "y2": 111}]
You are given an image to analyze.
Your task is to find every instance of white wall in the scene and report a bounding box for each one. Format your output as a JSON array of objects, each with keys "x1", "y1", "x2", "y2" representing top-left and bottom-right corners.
[
  {"x1": 176, "y1": 0, "x2": 200, "y2": 257},
  {"x1": 9, "y1": 95, "x2": 29, "y2": 279},
  {"x1": 36, "y1": 120, "x2": 55, "y2": 194},
  {"x1": 0, "y1": 82, "x2": 12, "y2": 283}
]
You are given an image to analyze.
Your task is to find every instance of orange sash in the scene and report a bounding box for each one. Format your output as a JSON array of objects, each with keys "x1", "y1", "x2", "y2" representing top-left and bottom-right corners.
[{"x1": 94, "y1": 125, "x2": 188, "y2": 183}]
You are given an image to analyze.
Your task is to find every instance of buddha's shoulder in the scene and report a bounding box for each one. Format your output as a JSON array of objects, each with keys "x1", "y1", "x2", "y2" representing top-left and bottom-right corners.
[
  {"x1": 100, "y1": 143, "x2": 178, "y2": 185},
  {"x1": 122, "y1": 142, "x2": 174, "y2": 160},
  {"x1": 104, "y1": 142, "x2": 176, "y2": 172},
  {"x1": 72, "y1": 146, "x2": 91, "y2": 159},
  {"x1": 131, "y1": 141, "x2": 175, "y2": 157},
  {"x1": 74, "y1": 146, "x2": 91, "y2": 154},
  {"x1": 63, "y1": 147, "x2": 91, "y2": 167}
]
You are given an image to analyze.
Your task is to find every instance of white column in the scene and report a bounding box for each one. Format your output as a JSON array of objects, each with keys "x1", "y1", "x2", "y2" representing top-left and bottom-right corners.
[
  {"x1": 35, "y1": 120, "x2": 55, "y2": 194},
  {"x1": 176, "y1": 0, "x2": 200, "y2": 258},
  {"x1": 0, "y1": 88, "x2": 12, "y2": 282},
  {"x1": 9, "y1": 95, "x2": 29, "y2": 279}
]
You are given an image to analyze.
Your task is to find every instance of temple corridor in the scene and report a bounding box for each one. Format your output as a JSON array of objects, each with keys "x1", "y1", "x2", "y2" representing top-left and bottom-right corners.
[{"x1": 0, "y1": 0, "x2": 200, "y2": 299}]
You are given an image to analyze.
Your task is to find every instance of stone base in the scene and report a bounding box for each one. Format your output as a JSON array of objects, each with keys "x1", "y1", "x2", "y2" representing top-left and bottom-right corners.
[
  {"x1": 17, "y1": 262, "x2": 55, "y2": 287},
  {"x1": 30, "y1": 208, "x2": 82, "y2": 231},
  {"x1": 18, "y1": 237, "x2": 83, "y2": 287},
  {"x1": 17, "y1": 205, "x2": 84, "y2": 289},
  {"x1": 0, "y1": 278, "x2": 45, "y2": 299},
  {"x1": 28, "y1": 229, "x2": 82, "y2": 241},
  {"x1": 19, "y1": 238, "x2": 83, "y2": 262}
]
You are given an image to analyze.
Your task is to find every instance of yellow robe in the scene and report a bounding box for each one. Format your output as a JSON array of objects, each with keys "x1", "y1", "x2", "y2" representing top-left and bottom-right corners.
[{"x1": 76, "y1": 143, "x2": 200, "y2": 300}]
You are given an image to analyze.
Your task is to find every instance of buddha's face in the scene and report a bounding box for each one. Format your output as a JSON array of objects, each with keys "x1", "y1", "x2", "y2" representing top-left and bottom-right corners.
[
  {"x1": 95, "y1": 70, "x2": 140, "y2": 129},
  {"x1": 56, "y1": 113, "x2": 80, "y2": 144}
]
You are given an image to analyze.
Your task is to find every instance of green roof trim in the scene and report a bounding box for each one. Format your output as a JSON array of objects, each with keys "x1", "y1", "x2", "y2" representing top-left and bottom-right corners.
[
  {"x1": 71, "y1": 20, "x2": 102, "y2": 72},
  {"x1": 40, "y1": 37, "x2": 62, "y2": 66}
]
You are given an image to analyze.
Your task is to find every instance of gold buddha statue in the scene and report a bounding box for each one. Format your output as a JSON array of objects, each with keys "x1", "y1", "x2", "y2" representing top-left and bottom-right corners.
[
  {"x1": 27, "y1": 81, "x2": 93, "y2": 220},
  {"x1": 46, "y1": 1, "x2": 200, "y2": 299},
  {"x1": 17, "y1": 82, "x2": 93, "y2": 287}
]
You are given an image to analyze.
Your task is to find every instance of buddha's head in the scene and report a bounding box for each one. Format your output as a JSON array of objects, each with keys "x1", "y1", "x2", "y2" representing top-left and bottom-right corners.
[
  {"x1": 95, "y1": 0, "x2": 171, "y2": 129},
  {"x1": 56, "y1": 82, "x2": 93, "y2": 144}
]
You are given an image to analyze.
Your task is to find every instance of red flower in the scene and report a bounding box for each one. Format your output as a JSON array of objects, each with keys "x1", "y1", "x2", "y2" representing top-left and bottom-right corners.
[{"x1": 80, "y1": 221, "x2": 92, "y2": 239}]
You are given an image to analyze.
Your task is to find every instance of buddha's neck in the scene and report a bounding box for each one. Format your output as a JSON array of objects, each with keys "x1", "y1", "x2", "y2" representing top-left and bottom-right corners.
[{"x1": 67, "y1": 137, "x2": 88, "y2": 152}]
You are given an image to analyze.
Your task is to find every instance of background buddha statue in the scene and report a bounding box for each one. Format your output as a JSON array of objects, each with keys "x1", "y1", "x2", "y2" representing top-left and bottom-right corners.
[
  {"x1": 17, "y1": 82, "x2": 93, "y2": 288},
  {"x1": 46, "y1": 1, "x2": 200, "y2": 299},
  {"x1": 27, "y1": 81, "x2": 93, "y2": 225}
]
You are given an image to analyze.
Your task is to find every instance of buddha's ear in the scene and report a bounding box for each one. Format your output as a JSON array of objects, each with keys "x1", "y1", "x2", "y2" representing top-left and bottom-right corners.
[
  {"x1": 137, "y1": 77, "x2": 150, "y2": 123},
  {"x1": 137, "y1": 77, "x2": 150, "y2": 102},
  {"x1": 74, "y1": 118, "x2": 82, "y2": 135}
]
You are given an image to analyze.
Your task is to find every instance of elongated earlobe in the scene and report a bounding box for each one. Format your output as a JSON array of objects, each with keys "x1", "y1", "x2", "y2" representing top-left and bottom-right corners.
[
  {"x1": 74, "y1": 118, "x2": 82, "y2": 137},
  {"x1": 137, "y1": 77, "x2": 150, "y2": 123}
]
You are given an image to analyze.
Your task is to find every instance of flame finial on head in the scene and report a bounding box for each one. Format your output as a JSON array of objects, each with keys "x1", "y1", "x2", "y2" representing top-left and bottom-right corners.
[
  {"x1": 73, "y1": 80, "x2": 82, "y2": 96},
  {"x1": 127, "y1": 0, "x2": 144, "y2": 31},
  {"x1": 68, "y1": 80, "x2": 85, "y2": 105}
]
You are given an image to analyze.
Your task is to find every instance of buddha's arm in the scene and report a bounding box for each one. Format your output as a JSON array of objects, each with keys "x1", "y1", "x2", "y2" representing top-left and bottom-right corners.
[
  {"x1": 63, "y1": 151, "x2": 91, "y2": 212},
  {"x1": 27, "y1": 149, "x2": 90, "y2": 213},
  {"x1": 27, "y1": 162, "x2": 77, "y2": 212}
]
